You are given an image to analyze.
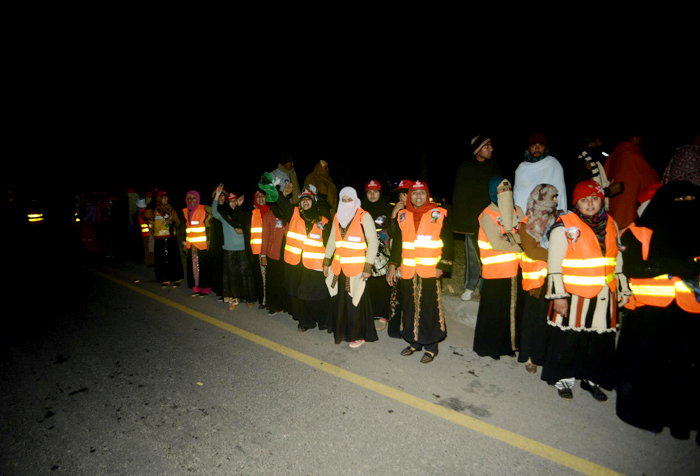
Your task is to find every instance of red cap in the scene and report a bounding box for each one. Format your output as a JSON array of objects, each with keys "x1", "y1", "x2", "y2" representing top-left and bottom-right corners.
[
  {"x1": 365, "y1": 180, "x2": 382, "y2": 191},
  {"x1": 227, "y1": 193, "x2": 238, "y2": 201},
  {"x1": 126, "y1": 188, "x2": 136, "y2": 193},
  {"x1": 156, "y1": 190, "x2": 168, "y2": 197},
  {"x1": 392, "y1": 179, "x2": 413, "y2": 191},
  {"x1": 409, "y1": 180, "x2": 429, "y2": 192},
  {"x1": 637, "y1": 183, "x2": 662, "y2": 204},
  {"x1": 573, "y1": 180, "x2": 604, "y2": 204}
]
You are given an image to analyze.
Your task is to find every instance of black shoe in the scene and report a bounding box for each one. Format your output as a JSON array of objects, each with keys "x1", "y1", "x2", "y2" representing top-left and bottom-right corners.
[
  {"x1": 420, "y1": 351, "x2": 436, "y2": 364},
  {"x1": 297, "y1": 325, "x2": 308, "y2": 333},
  {"x1": 191, "y1": 292, "x2": 201, "y2": 297},
  {"x1": 580, "y1": 380, "x2": 607, "y2": 402},
  {"x1": 267, "y1": 309, "x2": 279, "y2": 316},
  {"x1": 557, "y1": 388, "x2": 573, "y2": 400},
  {"x1": 401, "y1": 346, "x2": 417, "y2": 356}
]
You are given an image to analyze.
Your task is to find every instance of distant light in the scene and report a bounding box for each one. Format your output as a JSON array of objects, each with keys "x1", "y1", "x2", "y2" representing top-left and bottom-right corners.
[{"x1": 602, "y1": 151, "x2": 609, "y2": 157}]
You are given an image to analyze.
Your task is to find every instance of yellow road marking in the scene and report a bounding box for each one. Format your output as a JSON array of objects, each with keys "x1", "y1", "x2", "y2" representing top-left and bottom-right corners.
[{"x1": 89, "y1": 268, "x2": 624, "y2": 476}]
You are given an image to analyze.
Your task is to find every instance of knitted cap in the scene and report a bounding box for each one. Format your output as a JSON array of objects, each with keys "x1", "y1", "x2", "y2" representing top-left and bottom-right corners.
[
  {"x1": 298, "y1": 186, "x2": 317, "y2": 202},
  {"x1": 573, "y1": 180, "x2": 605, "y2": 204},
  {"x1": 528, "y1": 133, "x2": 547, "y2": 147},
  {"x1": 471, "y1": 135, "x2": 491, "y2": 155}
]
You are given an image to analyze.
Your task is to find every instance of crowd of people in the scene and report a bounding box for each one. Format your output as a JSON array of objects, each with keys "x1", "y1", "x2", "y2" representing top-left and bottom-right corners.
[{"x1": 77, "y1": 133, "x2": 699, "y2": 442}]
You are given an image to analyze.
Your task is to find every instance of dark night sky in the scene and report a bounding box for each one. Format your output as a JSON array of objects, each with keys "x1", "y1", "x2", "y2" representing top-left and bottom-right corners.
[{"x1": 11, "y1": 92, "x2": 695, "y2": 217}]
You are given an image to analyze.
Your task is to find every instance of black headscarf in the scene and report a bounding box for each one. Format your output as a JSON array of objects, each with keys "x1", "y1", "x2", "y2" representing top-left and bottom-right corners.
[
  {"x1": 361, "y1": 191, "x2": 394, "y2": 230},
  {"x1": 636, "y1": 180, "x2": 700, "y2": 266},
  {"x1": 299, "y1": 199, "x2": 324, "y2": 234}
]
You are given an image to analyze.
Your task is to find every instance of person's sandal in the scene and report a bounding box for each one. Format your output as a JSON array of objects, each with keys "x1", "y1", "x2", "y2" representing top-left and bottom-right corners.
[
  {"x1": 525, "y1": 362, "x2": 537, "y2": 374},
  {"x1": 375, "y1": 318, "x2": 388, "y2": 331},
  {"x1": 228, "y1": 301, "x2": 238, "y2": 311},
  {"x1": 401, "y1": 346, "x2": 417, "y2": 356},
  {"x1": 580, "y1": 380, "x2": 608, "y2": 402},
  {"x1": 420, "y1": 351, "x2": 436, "y2": 363},
  {"x1": 349, "y1": 339, "x2": 365, "y2": 349},
  {"x1": 558, "y1": 387, "x2": 573, "y2": 399}
]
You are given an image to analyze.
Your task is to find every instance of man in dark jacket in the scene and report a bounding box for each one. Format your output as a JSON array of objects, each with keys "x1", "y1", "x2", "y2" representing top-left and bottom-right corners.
[{"x1": 451, "y1": 135, "x2": 501, "y2": 301}]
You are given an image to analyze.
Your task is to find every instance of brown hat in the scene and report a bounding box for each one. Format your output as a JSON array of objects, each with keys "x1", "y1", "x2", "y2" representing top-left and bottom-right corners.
[{"x1": 528, "y1": 133, "x2": 547, "y2": 147}]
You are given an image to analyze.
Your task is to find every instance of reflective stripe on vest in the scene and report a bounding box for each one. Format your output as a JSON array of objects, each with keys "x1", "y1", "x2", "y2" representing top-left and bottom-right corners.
[
  {"x1": 478, "y1": 207, "x2": 521, "y2": 279},
  {"x1": 284, "y1": 208, "x2": 307, "y2": 265},
  {"x1": 626, "y1": 275, "x2": 700, "y2": 314},
  {"x1": 138, "y1": 210, "x2": 150, "y2": 237},
  {"x1": 398, "y1": 207, "x2": 446, "y2": 279},
  {"x1": 621, "y1": 225, "x2": 700, "y2": 313},
  {"x1": 183, "y1": 205, "x2": 208, "y2": 250},
  {"x1": 331, "y1": 209, "x2": 367, "y2": 277},
  {"x1": 250, "y1": 209, "x2": 263, "y2": 255},
  {"x1": 302, "y1": 217, "x2": 328, "y2": 271},
  {"x1": 559, "y1": 213, "x2": 618, "y2": 299}
]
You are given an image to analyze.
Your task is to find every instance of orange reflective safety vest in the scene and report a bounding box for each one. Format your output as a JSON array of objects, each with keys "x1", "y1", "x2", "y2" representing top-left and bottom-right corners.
[
  {"x1": 519, "y1": 216, "x2": 548, "y2": 291},
  {"x1": 250, "y1": 209, "x2": 263, "y2": 255},
  {"x1": 183, "y1": 205, "x2": 208, "y2": 250},
  {"x1": 478, "y1": 207, "x2": 521, "y2": 279},
  {"x1": 330, "y1": 209, "x2": 368, "y2": 277},
  {"x1": 621, "y1": 224, "x2": 700, "y2": 313},
  {"x1": 397, "y1": 207, "x2": 446, "y2": 279},
  {"x1": 559, "y1": 213, "x2": 618, "y2": 299},
  {"x1": 284, "y1": 208, "x2": 329, "y2": 270},
  {"x1": 138, "y1": 209, "x2": 150, "y2": 237}
]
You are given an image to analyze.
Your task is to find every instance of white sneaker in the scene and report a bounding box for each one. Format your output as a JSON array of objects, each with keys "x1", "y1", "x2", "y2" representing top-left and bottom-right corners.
[{"x1": 461, "y1": 289, "x2": 473, "y2": 301}]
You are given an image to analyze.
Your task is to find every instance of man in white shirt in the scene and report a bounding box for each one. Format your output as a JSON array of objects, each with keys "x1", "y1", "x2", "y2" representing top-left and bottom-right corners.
[{"x1": 513, "y1": 133, "x2": 567, "y2": 213}]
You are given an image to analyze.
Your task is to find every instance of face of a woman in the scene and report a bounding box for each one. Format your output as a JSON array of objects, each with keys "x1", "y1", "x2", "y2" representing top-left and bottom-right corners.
[
  {"x1": 398, "y1": 192, "x2": 407, "y2": 205},
  {"x1": 300, "y1": 197, "x2": 313, "y2": 210},
  {"x1": 228, "y1": 199, "x2": 237, "y2": 209},
  {"x1": 410, "y1": 190, "x2": 427, "y2": 207},
  {"x1": 577, "y1": 195, "x2": 603, "y2": 217},
  {"x1": 187, "y1": 194, "x2": 197, "y2": 208},
  {"x1": 217, "y1": 194, "x2": 226, "y2": 205},
  {"x1": 366, "y1": 190, "x2": 379, "y2": 203},
  {"x1": 341, "y1": 195, "x2": 354, "y2": 203},
  {"x1": 256, "y1": 193, "x2": 266, "y2": 206},
  {"x1": 159, "y1": 195, "x2": 169, "y2": 205}
]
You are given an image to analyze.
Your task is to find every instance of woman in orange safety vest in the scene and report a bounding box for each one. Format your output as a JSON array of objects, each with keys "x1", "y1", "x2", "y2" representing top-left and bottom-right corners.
[
  {"x1": 183, "y1": 190, "x2": 212, "y2": 297},
  {"x1": 543, "y1": 180, "x2": 630, "y2": 402},
  {"x1": 272, "y1": 183, "x2": 332, "y2": 332},
  {"x1": 386, "y1": 180, "x2": 453, "y2": 364},
  {"x1": 616, "y1": 180, "x2": 700, "y2": 439},
  {"x1": 250, "y1": 190, "x2": 269, "y2": 309},
  {"x1": 472, "y1": 177, "x2": 525, "y2": 361},
  {"x1": 518, "y1": 184, "x2": 562, "y2": 375},
  {"x1": 323, "y1": 187, "x2": 379, "y2": 349}
]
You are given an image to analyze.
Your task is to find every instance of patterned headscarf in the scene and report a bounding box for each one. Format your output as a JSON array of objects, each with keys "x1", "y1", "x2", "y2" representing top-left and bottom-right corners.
[{"x1": 525, "y1": 184, "x2": 561, "y2": 247}]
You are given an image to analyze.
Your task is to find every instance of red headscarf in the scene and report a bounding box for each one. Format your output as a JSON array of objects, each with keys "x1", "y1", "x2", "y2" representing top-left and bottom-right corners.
[
  {"x1": 406, "y1": 180, "x2": 438, "y2": 216},
  {"x1": 254, "y1": 190, "x2": 271, "y2": 217},
  {"x1": 406, "y1": 180, "x2": 439, "y2": 232}
]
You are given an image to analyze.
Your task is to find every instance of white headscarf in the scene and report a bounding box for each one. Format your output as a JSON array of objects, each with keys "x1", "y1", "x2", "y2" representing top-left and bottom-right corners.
[{"x1": 336, "y1": 186, "x2": 361, "y2": 228}]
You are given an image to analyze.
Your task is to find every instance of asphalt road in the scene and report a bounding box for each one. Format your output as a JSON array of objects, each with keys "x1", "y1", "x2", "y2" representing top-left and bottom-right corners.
[{"x1": 1, "y1": 250, "x2": 698, "y2": 475}]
